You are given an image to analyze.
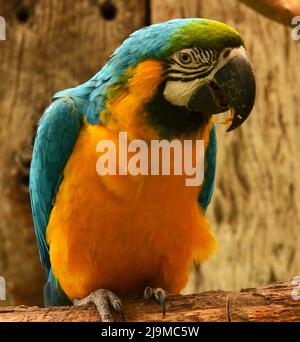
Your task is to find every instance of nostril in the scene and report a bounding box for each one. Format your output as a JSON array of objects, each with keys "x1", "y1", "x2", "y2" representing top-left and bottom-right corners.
[{"x1": 222, "y1": 49, "x2": 232, "y2": 59}]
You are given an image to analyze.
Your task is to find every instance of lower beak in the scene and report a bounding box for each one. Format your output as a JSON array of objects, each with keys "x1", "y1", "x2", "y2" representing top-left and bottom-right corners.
[{"x1": 187, "y1": 50, "x2": 256, "y2": 131}]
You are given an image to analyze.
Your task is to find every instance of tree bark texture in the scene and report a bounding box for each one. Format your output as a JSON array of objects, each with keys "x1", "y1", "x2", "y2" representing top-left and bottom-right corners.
[{"x1": 1, "y1": 281, "x2": 299, "y2": 322}]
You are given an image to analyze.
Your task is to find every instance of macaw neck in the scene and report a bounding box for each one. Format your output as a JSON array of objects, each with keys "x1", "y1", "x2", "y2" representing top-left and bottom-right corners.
[
  {"x1": 101, "y1": 59, "x2": 212, "y2": 141},
  {"x1": 102, "y1": 92, "x2": 213, "y2": 143},
  {"x1": 102, "y1": 99, "x2": 212, "y2": 143},
  {"x1": 145, "y1": 82, "x2": 212, "y2": 139}
]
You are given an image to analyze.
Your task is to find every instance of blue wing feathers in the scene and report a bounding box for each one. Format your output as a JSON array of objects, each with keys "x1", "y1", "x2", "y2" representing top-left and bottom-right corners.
[
  {"x1": 44, "y1": 269, "x2": 72, "y2": 307},
  {"x1": 198, "y1": 124, "x2": 217, "y2": 212},
  {"x1": 29, "y1": 97, "x2": 82, "y2": 273}
]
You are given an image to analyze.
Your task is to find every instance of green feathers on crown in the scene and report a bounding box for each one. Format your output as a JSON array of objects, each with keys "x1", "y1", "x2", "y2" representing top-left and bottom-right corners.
[{"x1": 162, "y1": 19, "x2": 244, "y2": 57}]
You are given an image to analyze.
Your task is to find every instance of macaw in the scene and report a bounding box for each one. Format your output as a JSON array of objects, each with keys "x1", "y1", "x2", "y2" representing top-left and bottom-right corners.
[{"x1": 29, "y1": 18, "x2": 255, "y2": 321}]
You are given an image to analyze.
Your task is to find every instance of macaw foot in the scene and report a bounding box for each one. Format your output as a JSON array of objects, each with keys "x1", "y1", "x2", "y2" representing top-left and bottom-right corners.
[
  {"x1": 74, "y1": 289, "x2": 125, "y2": 322},
  {"x1": 143, "y1": 287, "x2": 168, "y2": 317}
]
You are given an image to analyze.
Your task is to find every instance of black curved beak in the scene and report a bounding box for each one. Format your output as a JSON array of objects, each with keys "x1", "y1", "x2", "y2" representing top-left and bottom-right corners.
[{"x1": 187, "y1": 51, "x2": 256, "y2": 131}]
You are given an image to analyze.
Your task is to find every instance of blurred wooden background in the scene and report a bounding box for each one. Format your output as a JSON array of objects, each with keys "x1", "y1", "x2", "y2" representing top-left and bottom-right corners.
[{"x1": 0, "y1": 0, "x2": 299, "y2": 306}]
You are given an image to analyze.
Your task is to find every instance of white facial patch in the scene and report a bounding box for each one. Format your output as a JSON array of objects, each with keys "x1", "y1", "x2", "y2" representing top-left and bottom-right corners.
[
  {"x1": 163, "y1": 78, "x2": 205, "y2": 107},
  {"x1": 163, "y1": 46, "x2": 246, "y2": 108}
]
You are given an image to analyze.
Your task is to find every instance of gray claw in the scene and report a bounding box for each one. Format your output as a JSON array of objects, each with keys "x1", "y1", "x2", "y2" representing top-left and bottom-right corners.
[
  {"x1": 143, "y1": 286, "x2": 153, "y2": 302},
  {"x1": 154, "y1": 288, "x2": 167, "y2": 317},
  {"x1": 113, "y1": 301, "x2": 126, "y2": 322},
  {"x1": 144, "y1": 287, "x2": 167, "y2": 317}
]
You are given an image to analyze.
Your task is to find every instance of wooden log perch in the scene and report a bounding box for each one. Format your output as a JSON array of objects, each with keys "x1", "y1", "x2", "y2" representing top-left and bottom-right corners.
[
  {"x1": 0, "y1": 281, "x2": 299, "y2": 322},
  {"x1": 238, "y1": 0, "x2": 300, "y2": 27}
]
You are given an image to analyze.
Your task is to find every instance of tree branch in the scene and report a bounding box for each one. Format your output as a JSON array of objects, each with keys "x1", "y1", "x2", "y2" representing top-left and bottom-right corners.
[
  {"x1": 239, "y1": 0, "x2": 300, "y2": 27},
  {"x1": 0, "y1": 281, "x2": 299, "y2": 322}
]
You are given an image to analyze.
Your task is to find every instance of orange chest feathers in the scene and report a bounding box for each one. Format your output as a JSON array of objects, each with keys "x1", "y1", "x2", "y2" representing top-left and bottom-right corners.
[{"x1": 46, "y1": 123, "x2": 217, "y2": 300}]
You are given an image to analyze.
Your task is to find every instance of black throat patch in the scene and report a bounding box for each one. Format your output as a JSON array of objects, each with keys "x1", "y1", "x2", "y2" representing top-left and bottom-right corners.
[{"x1": 145, "y1": 82, "x2": 211, "y2": 139}]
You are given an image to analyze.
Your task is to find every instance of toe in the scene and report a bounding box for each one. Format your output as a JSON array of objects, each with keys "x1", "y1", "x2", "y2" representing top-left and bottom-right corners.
[
  {"x1": 73, "y1": 295, "x2": 92, "y2": 306},
  {"x1": 153, "y1": 288, "x2": 167, "y2": 317},
  {"x1": 73, "y1": 289, "x2": 121, "y2": 322},
  {"x1": 143, "y1": 286, "x2": 153, "y2": 302},
  {"x1": 143, "y1": 287, "x2": 168, "y2": 317},
  {"x1": 107, "y1": 290, "x2": 125, "y2": 321},
  {"x1": 114, "y1": 301, "x2": 125, "y2": 322},
  {"x1": 92, "y1": 290, "x2": 113, "y2": 322}
]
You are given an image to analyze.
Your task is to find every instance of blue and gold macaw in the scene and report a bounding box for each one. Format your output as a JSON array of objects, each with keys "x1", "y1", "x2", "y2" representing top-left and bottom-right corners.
[{"x1": 30, "y1": 18, "x2": 255, "y2": 321}]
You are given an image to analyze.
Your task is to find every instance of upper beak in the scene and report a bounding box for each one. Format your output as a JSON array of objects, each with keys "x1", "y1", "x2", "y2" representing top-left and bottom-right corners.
[{"x1": 187, "y1": 49, "x2": 256, "y2": 131}]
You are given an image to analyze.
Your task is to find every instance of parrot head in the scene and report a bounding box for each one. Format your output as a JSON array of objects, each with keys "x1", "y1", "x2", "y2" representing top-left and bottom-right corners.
[{"x1": 99, "y1": 19, "x2": 256, "y2": 137}]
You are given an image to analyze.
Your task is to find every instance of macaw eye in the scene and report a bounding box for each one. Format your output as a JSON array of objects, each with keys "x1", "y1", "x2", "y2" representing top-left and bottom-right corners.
[{"x1": 178, "y1": 52, "x2": 192, "y2": 64}]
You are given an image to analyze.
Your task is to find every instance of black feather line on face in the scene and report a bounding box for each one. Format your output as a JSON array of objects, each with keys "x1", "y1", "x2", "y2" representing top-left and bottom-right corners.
[
  {"x1": 165, "y1": 69, "x2": 213, "y2": 82},
  {"x1": 168, "y1": 60, "x2": 209, "y2": 70},
  {"x1": 190, "y1": 49, "x2": 198, "y2": 63},
  {"x1": 145, "y1": 82, "x2": 211, "y2": 139},
  {"x1": 166, "y1": 64, "x2": 212, "y2": 74}
]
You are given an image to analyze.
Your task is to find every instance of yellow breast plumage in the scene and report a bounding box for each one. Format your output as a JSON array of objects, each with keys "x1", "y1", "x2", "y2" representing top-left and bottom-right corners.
[{"x1": 46, "y1": 120, "x2": 217, "y2": 300}]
